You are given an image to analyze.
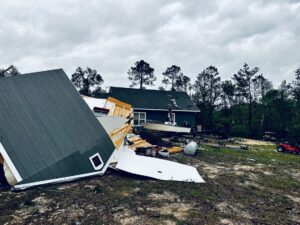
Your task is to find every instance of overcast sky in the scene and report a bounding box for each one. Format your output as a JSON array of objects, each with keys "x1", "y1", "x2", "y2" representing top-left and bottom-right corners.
[{"x1": 1, "y1": 0, "x2": 300, "y2": 89}]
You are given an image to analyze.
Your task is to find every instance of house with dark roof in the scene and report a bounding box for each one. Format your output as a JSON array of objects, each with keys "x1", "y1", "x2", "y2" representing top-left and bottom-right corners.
[{"x1": 103, "y1": 87, "x2": 199, "y2": 127}]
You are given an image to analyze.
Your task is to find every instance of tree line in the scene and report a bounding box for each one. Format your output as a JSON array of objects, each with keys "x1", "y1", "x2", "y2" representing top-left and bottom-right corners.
[
  {"x1": 193, "y1": 64, "x2": 300, "y2": 143},
  {"x1": 70, "y1": 60, "x2": 300, "y2": 142},
  {"x1": 70, "y1": 60, "x2": 192, "y2": 96},
  {"x1": 2, "y1": 62, "x2": 300, "y2": 142}
]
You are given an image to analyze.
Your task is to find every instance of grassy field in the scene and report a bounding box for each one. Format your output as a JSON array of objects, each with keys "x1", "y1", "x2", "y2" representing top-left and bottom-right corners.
[{"x1": 0, "y1": 143, "x2": 300, "y2": 225}]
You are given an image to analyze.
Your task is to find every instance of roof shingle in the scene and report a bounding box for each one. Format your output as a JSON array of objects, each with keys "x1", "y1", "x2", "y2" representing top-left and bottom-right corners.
[{"x1": 108, "y1": 87, "x2": 199, "y2": 111}]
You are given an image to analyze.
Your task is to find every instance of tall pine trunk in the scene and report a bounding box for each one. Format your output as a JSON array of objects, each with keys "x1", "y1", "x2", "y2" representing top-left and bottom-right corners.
[
  {"x1": 140, "y1": 73, "x2": 143, "y2": 89},
  {"x1": 248, "y1": 84, "x2": 252, "y2": 136}
]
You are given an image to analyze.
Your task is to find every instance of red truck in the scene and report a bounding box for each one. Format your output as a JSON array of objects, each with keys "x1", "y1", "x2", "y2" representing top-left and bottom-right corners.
[{"x1": 277, "y1": 143, "x2": 300, "y2": 154}]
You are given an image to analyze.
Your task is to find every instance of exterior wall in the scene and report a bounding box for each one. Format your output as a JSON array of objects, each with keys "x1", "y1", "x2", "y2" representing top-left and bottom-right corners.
[{"x1": 134, "y1": 109, "x2": 196, "y2": 127}]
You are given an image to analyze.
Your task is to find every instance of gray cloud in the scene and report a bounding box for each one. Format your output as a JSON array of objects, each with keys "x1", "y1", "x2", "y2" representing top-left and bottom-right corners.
[{"x1": 0, "y1": 0, "x2": 299, "y2": 89}]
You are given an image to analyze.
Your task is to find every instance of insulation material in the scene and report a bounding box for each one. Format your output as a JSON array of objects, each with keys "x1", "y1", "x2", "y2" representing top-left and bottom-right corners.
[
  {"x1": 82, "y1": 96, "x2": 107, "y2": 110},
  {"x1": 167, "y1": 147, "x2": 183, "y2": 154},
  {"x1": 4, "y1": 161, "x2": 17, "y2": 186},
  {"x1": 116, "y1": 147, "x2": 205, "y2": 183},
  {"x1": 97, "y1": 116, "x2": 127, "y2": 134}
]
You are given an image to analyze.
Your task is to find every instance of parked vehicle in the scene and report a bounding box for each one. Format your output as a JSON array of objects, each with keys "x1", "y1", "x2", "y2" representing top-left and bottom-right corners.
[
  {"x1": 263, "y1": 131, "x2": 277, "y2": 142},
  {"x1": 263, "y1": 130, "x2": 288, "y2": 142},
  {"x1": 277, "y1": 143, "x2": 300, "y2": 154}
]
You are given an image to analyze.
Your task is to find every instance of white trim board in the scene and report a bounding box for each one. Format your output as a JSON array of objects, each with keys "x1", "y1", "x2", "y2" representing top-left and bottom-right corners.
[
  {"x1": 134, "y1": 108, "x2": 199, "y2": 112},
  {"x1": 0, "y1": 142, "x2": 22, "y2": 182},
  {"x1": 13, "y1": 148, "x2": 118, "y2": 190}
]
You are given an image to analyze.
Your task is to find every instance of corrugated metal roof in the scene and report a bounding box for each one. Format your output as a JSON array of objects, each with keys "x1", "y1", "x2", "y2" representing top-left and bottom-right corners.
[
  {"x1": 0, "y1": 69, "x2": 115, "y2": 188},
  {"x1": 108, "y1": 87, "x2": 199, "y2": 111}
]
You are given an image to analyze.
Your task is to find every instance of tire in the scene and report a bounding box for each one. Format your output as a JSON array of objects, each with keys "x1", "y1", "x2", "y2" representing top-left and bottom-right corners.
[{"x1": 277, "y1": 146, "x2": 285, "y2": 152}]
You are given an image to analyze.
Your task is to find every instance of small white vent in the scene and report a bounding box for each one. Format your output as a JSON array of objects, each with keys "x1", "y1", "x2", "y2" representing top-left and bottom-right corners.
[{"x1": 89, "y1": 153, "x2": 104, "y2": 170}]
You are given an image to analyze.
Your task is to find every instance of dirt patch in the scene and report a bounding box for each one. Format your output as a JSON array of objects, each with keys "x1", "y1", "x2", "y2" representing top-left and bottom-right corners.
[
  {"x1": 285, "y1": 194, "x2": 300, "y2": 203},
  {"x1": 147, "y1": 202, "x2": 193, "y2": 220},
  {"x1": 238, "y1": 139, "x2": 274, "y2": 146},
  {"x1": 233, "y1": 165, "x2": 255, "y2": 171},
  {"x1": 216, "y1": 202, "x2": 252, "y2": 220},
  {"x1": 198, "y1": 161, "x2": 227, "y2": 179},
  {"x1": 113, "y1": 209, "x2": 139, "y2": 225},
  {"x1": 32, "y1": 196, "x2": 53, "y2": 214},
  {"x1": 233, "y1": 163, "x2": 273, "y2": 177},
  {"x1": 7, "y1": 208, "x2": 33, "y2": 225},
  {"x1": 288, "y1": 169, "x2": 300, "y2": 181},
  {"x1": 220, "y1": 218, "x2": 246, "y2": 225},
  {"x1": 148, "y1": 191, "x2": 177, "y2": 201}
]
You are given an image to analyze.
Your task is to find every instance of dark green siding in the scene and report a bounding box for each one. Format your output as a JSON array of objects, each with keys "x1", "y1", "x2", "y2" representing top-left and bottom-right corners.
[
  {"x1": 135, "y1": 109, "x2": 196, "y2": 127},
  {"x1": 0, "y1": 69, "x2": 115, "y2": 186},
  {"x1": 109, "y1": 87, "x2": 199, "y2": 111}
]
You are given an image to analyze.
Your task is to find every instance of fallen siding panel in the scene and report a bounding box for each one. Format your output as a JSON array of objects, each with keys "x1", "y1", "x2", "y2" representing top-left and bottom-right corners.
[
  {"x1": 116, "y1": 147, "x2": 205, "y2": 183},
  {"x1": 0, "y1": 69, "x2": 115, "y2": 189}
]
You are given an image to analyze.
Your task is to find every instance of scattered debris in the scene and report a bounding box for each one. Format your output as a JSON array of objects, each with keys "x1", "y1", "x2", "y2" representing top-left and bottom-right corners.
[
  {"x1": 246, "y1": 158, "x2": 256, "y2": 162},
  {"x1": 240, "y1": 145, "x2": 249, "y2": 150},
  {"x1": 158, "y1": 148, "x2": 170, "y2": 158},
  {"x1": 184, "y1": 141, "x2": 198, "y2": 155},
  {"x1": 167, "y1": 146, "x2": 183, "y2": 154}
]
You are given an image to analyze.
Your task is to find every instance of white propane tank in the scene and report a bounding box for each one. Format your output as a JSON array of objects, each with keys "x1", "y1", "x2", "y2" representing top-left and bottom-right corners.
[{"x1": 184, "y1": 141, "x2": 198, "y2": 155}]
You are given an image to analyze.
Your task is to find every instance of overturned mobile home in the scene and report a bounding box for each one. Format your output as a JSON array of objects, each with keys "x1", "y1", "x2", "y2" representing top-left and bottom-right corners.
[{"x1": 0, "y1": 69, "x2": 115, "y2": 190}]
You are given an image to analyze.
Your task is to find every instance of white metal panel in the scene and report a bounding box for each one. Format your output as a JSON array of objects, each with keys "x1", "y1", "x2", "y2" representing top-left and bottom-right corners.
[{"x1": 116, "y1": 146, "x2": 205, "y2": 183}]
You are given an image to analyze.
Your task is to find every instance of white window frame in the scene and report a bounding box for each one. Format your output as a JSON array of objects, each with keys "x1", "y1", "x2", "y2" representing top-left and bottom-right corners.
[
  {"x1": 134, "y1": 112, "x2": 147, "y2": 126},
  {"x1": 171, "y1": 113, "x2": 176, "y2": 123},
  {"x1": 89, "y1": 153, "x2": 104, "y2": 170}
]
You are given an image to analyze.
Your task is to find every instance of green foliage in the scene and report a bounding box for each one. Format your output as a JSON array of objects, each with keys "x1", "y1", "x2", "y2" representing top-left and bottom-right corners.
[
  {"x1": 71, "y1": 67, "x2": 104, "y2": 96},
  {"x1": 292, "y1": 66, "x2": 300, "y2": 102},
  {"x1": 192, "y1": 66, "x2": 221, "y2": 128},
  {"x1": 162, "y1": 65, "x2": 183, "y2": 91},
  {"x1": 128, "y1": 60, "x2": 155, "y2": 89},
  {"x1": 0, "y1": 65, "x2": 20, "y2": 77},
  {"x1": 194, "y1": 63, "x2": 300, "y2": 142},
  {"x1": 232, "y1": 63, "x2": 260, "y2": 135},
  {"x1": 176, "y1": 75, "x2": 191, "y2": 92}
]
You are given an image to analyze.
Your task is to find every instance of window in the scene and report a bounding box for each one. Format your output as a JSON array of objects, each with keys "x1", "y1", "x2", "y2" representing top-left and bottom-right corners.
[
  {"x1": 89, "y1": 153, "x2": 104, "y2": 170},
  {"x1": 165, "y1": 113, "x2": 176, "y2": 125},
  {"x1": 134, "y1": 112, "x2": 146, "y2": 126}
]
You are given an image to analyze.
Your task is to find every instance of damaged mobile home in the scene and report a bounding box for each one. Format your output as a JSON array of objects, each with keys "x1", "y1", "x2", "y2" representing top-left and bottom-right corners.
[{"x1": 0, "y1": 69, "x2": 115, "y2": 190}]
